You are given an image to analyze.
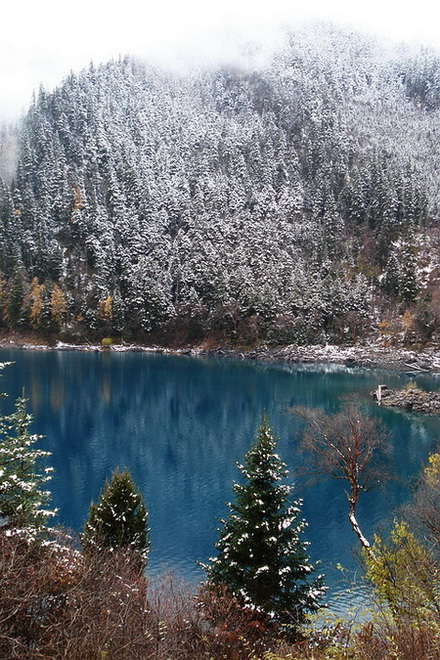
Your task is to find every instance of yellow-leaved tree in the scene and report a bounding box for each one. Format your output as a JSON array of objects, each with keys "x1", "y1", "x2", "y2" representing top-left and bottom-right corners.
[
  {"x1": 28, "y1": 277, "x2": 45, "y2": 329},
  {"x1": 50, "y1": 284, "x2": 67, "y2": 329}
]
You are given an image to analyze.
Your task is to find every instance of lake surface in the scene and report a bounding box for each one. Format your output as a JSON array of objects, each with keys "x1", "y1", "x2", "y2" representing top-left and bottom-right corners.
[{"x1": 2, "y1": 347, "x2": 440, "y2": 612}]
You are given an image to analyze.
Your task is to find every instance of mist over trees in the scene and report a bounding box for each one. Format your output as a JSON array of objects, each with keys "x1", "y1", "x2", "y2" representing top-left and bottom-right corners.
[{"x1": 0, "y1": 24, "x2": 439, "y2": 344}]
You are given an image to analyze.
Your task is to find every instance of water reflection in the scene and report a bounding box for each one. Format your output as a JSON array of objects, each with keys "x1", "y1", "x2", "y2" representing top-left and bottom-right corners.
[{"x1": 1, "y1": 347, "x2": 440, "y2": 610}]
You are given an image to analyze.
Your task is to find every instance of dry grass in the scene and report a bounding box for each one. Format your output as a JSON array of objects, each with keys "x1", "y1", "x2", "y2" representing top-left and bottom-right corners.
[{"x1": 1, "y1": 529, "x2": 440, "y2": 659}]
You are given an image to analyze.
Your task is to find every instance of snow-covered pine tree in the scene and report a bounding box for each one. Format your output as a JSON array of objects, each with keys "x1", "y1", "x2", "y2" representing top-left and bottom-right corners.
[
  {"x1": 0, "y1": 393, "x2": 55, "y2": 531},
  {"x1": 82, "y1": 468, "x2": 150, "y2": 567},
  {"x1": 203, "y1": 417, "x2": 324, "y2": 630}
]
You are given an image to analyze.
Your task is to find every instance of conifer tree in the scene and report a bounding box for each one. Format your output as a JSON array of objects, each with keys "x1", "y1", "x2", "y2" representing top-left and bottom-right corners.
[
  {"x1": 6, "y1": 268, "x2": 26, "y2": 329},
  {"x1": 82, "y1": 469, "x2": 150, "y2": 567},
  {"x1": 204, "y1": 418, "x2": 324, "y2": 629},
  {"x1": 0, "y1": 394, "x2": 55, "y2": 530}
]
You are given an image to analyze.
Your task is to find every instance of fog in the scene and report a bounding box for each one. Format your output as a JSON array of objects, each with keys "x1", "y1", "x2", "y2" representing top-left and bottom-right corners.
[{"x1": 2, "y1": 0, "x2": 440, "y2": 121}]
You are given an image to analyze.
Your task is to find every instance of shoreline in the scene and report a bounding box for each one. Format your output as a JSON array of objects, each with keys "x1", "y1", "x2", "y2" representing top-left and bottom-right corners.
[{"x1": 1, "y1": 337, "x2": 440, "y2": 375}]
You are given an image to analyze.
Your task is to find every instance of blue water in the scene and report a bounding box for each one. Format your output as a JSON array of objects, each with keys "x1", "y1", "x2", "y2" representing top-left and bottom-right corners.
[{"x1": 2, "y1": 348, "x2": 440, "y2": 611}]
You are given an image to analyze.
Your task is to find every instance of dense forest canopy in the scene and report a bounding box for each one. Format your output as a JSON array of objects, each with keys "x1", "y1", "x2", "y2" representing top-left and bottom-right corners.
[{"x1": 0, "y1": 24, "x2": 439, "y2": 345}]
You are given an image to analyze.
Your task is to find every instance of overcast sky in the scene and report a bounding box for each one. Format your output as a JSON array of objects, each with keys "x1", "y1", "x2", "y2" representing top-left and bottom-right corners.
[{"x1": 2, "y1": 0, "x2": 440, "y2": 121}]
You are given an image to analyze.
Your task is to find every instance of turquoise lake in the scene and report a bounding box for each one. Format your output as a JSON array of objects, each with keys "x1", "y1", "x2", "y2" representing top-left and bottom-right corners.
[{"x1": 2, "y1": 348, "x2": 440, "y2": 612}]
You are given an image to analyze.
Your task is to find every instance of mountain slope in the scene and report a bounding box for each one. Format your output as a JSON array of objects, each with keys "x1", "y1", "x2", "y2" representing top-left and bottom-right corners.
[{"x1": 1, "y1": 25, "x2": 439, "y2": 344}]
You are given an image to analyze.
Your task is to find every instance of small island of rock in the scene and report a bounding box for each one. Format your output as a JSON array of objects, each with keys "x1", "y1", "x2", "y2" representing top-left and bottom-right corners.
[{"x1": 373, "y1": 385, "x2": 440, "y2": 414}]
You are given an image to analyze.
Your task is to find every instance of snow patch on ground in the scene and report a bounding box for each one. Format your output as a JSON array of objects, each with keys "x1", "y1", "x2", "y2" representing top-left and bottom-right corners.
[{"x1": 1, "y1": 339, "x2": 440, "y2": 374}]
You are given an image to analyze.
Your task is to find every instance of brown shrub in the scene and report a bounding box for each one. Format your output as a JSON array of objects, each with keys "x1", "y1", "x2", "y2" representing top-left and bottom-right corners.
[
  {"x1": 353, "y1": 619, "x2": 440, "y2": 660},
  {"x1": 197, "y1": 583, "x2": 281, "y2": 658},
  {"x1": 0, "y1": 529, "x2": 152, "y2": 659},
  {"x1": 2, "y1": 528, "x2": 438, "y2": 659}
]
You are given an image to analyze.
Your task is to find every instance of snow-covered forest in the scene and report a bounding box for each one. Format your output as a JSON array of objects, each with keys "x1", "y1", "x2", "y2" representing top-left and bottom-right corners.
[{"x1": 1, "y1": 25, "x2": 439, "y2": 345}]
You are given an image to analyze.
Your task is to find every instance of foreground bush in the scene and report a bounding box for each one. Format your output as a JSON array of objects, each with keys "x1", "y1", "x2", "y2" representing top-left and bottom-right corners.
[
  {"x1": 1, "y1": 528, "x2": 440, "y2": 659},
  {"x1": 0, "y1": 530, "x2": 151, "y2": 659},
  {"x1": 0, "y1": 529, "x2": 274, "y2": 659}
]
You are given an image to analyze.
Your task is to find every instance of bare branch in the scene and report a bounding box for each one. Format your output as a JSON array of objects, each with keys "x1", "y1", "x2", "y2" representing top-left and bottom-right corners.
[{"x1": 294, "y1": 399, "x2": 389, "y2": 555}]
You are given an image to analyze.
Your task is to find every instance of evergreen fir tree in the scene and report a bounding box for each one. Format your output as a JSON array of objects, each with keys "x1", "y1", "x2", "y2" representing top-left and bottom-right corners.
[
  {"x1": 6, "y1": 268, "x2": 27, "y2": 329},
  {"x1": 0, "y1": 394, "x2": 55, "y2": 531},
  {"x1": 399, "y1": 241, "x2": 418, "y2": 304},
  {"x1": 204, "y1": 418, "x2": 324, "y2": 629},
  {"x1": 82, "y1": 469, "x2": 150, "y2": 567}
]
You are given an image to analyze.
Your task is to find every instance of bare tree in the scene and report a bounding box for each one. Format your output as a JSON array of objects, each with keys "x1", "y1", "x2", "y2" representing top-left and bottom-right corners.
[{"x1": 294, "y1": 398, "x2": 389, "y2": 556}]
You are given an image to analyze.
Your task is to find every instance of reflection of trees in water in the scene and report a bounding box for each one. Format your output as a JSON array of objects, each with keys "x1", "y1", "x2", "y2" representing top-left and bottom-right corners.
[{"x1": 2, "y1": 349, "x2": 440, "y2": 588}]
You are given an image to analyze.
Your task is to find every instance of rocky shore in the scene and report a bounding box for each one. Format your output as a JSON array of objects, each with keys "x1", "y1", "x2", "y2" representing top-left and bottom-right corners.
[
  {"x1": 2, "y1": 337, "x2": 440, "y2": 375},
  {"x1": 3, "y1": 337, "x2": 440, "y2": 411},
  {"x1": 196, "y1": 343, "x2": 440, "y2": 374},
  {"x1": 373, "y1": 384, "x2": 440, "y2": 414}
]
